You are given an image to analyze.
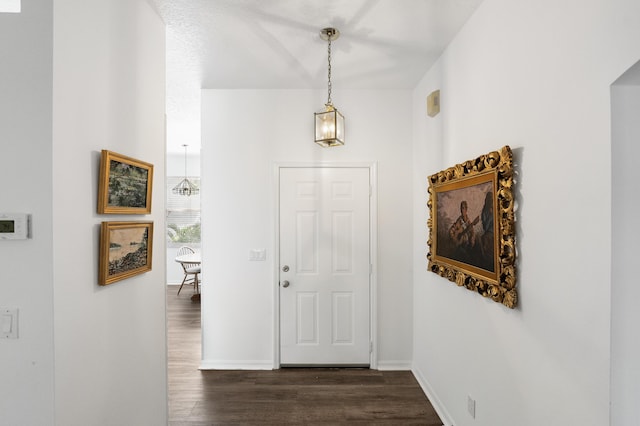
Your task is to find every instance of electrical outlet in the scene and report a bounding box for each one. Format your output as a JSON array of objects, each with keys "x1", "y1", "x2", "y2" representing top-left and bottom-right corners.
[{"x1": 467, "y1": 395, "x2": 476, "y2": 419}]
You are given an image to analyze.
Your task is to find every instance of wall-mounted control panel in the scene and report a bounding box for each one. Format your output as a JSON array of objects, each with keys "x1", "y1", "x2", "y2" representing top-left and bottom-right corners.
[{"x1": 0, "y1": 213, "x2": 30, "y2": 240}]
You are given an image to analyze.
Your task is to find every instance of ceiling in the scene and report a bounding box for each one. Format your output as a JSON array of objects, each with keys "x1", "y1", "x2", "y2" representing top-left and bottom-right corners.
[{"x1": 148, "y1": 0, "x2": 484, "y2": 152}]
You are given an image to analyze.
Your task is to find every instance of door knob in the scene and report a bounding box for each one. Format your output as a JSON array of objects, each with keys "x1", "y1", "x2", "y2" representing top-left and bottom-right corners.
[{"x1": 282, "y1": 280, "x2": 290, "y2": 288}]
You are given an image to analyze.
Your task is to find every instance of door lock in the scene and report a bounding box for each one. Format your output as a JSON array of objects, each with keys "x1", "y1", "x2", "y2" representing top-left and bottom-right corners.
[{"x1": 282, "y1": 265, "x2": 290, "y2": 272}]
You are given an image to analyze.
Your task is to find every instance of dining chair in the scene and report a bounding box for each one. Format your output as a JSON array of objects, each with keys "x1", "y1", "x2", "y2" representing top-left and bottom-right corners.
[{"x1": 176, "y1": 246, "x2": 201, "y2": 295}]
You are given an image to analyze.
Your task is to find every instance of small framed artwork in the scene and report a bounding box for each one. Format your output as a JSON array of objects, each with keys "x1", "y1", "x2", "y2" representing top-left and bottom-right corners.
[
  {"x1": 427, "y1": 146, "x2": 517, "y2": 308},
  {"x1": 99, "y1": 221, "x2": 153, "y2": 285},
  {"x1": 98, "y1": 150, "x2": 153, "y2": 214}
]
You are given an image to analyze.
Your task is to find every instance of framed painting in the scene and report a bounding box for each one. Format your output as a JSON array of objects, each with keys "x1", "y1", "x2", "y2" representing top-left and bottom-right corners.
[
  {"x1": 99, "y1": 221, "x2": 153, "y2": 285},
  {"x1": 427, "y1": 146, "x2": 517, "y2": 308},
  {"x1": 98, "y1": 150, "x2": 153, "y2": 214}
]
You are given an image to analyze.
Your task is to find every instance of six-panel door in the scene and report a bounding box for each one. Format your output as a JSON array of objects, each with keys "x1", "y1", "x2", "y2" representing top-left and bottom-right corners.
[{"x1": 279, "y1": 167, "x2": 370, "y2": 366}]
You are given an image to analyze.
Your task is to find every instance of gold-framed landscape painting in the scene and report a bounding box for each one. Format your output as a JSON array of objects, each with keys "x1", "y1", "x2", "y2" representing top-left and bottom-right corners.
[
  {"x1": 427, "y1": 146, "x2": 517, "y2": 308},
  {"x1": 98, "y1": 150, "x2": 153, "y2": 214},
  {"x1": 99, "y1": 221, "x2": 153, "y2": 286}
]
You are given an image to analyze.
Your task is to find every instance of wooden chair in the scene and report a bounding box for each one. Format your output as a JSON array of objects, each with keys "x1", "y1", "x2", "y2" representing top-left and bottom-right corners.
[{"x1": 176, "y1": 246, "x2": 201, "y2": 295}]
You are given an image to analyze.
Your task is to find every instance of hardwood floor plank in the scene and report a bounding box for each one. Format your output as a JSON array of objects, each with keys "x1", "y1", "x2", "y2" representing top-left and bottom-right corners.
[{"x1": 167, "y1": 285, "x2": 443, "y2": 425}]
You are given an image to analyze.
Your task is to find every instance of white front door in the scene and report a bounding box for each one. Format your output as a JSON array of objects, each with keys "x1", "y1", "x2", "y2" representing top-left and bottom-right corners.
[{"x1": 279, "y1": 167, "x2": 371, "y2": 366}]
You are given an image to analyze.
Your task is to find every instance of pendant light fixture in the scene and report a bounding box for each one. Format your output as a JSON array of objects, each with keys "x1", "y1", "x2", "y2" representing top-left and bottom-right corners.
[
  {"x1": 314, "y1": 27, "x2": 345, "y2": 147},
  {"x1": 172, "y1": 144, "x2": 199, "y2": 196}
]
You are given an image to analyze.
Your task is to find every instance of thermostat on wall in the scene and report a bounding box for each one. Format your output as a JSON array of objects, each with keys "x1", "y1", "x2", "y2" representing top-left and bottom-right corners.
[{"x1": 0, "y1": 213, "x2": 30, "y2": 240}]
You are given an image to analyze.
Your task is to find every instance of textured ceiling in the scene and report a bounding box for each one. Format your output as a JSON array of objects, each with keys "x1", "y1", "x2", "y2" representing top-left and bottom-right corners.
[{"x1": 148, "y1": 0, "x2": 483, "y2": 152}]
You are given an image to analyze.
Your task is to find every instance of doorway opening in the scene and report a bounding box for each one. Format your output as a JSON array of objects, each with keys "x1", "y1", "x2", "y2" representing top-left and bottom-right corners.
[{"x1": 166, "y1": 149, "x2": 203, "y2": 417}]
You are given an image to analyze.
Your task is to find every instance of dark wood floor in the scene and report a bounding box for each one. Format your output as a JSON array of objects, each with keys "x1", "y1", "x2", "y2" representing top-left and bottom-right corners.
[{"x1": 167, "y1": 285, "x2": 443, "y2": 425}]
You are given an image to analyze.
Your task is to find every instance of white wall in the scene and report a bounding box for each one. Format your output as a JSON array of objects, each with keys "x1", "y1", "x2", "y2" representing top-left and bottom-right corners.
[
  {"x1": 412, "y1": 1, "x2": 640, "y2": 425},
  {"x1": 1, "y1": 2, "x2": 167, "y2": 424},
  {"x1": 201, "y1": 89, "x2": 413, "y2": 369},
  {"x1": 0, "y1": 1, "x2": 55, "y2": 424},
  {"x1": 52, "y1": 1, "x2": 168, "y2": 425},
  {"x1": 611, "y1": 63, "x2": 640, "y2": 426}
]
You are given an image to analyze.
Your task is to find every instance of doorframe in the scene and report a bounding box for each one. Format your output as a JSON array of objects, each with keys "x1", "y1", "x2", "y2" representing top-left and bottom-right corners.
[{"x1": 272, "y1": 162, "x2": 378, "y2": 369}]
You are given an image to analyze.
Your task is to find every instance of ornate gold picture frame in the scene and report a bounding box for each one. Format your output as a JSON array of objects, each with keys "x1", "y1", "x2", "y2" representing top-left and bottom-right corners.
[
  {"x1": 98, "y1": 150, "x2": 153, "y2": 214},
  {"x1": 99, "y1": 221, "x2": 153, "y2": 285},
  {"x1": 427, "y1": 146, "x2": 516, "y2": 308}
]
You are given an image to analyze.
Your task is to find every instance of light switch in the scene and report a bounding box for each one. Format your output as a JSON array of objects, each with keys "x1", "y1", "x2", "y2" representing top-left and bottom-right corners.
[
  {"x1": 1, "y1": 308, "x2": 18, "y2": 339},
  {"x1": 248, "y1": 249, "x2": 266, "y2": 261},
  {"x1": 2, "y1": 315, "x2": 11, "y2": 333}
]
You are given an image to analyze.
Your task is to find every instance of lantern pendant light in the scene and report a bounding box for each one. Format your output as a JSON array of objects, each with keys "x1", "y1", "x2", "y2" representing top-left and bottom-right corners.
[
  {"x1": 172, "y1": 144, "x2": 199, "y2": 196},
  {"x1": 314, "y1": 27, "x2": 345, "y2": 147}
]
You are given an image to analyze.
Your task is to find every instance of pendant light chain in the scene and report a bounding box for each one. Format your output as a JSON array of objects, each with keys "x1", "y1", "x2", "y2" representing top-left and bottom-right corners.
[
  {"x1": 183, "y1": 144, "x2": 188, "y2": 179},
  {"x1": 327, "y1": 35, "x2": 332, "y2": 106}
]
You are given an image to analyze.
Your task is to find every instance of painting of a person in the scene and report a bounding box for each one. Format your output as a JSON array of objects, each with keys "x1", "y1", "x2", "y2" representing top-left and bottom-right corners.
[{"x1": 448, "y1": 200, "x2": 479, "y2": 262}]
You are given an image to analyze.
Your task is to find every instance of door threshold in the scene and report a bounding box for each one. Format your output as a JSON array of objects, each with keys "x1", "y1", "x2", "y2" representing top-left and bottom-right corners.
[{"x1": 280, "y1": 364, "x2": 371, "y2": 368}]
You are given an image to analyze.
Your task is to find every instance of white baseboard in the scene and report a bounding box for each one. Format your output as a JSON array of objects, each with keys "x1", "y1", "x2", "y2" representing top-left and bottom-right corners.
[
  {"x1": 376, "y1": 360, "x2": 412, "y2": 371},
  {"x1": 412, "y1": 365, "x2": 455, "y2": 426},
  {"x1": 200, "y1": 360, "x2": 273, "y2": 370},
  {"x1": 199, "y1": 360, "x2": 413, "y2": 371}
]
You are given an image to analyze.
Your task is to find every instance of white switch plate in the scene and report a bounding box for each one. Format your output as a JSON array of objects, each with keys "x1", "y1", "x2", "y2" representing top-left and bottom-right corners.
[
  {"x1": 1, "y1": 308, "x2": 18, "y2": 339},
  {"x1": 248, "y1": 249, "x2": 266, "y2": 261}
]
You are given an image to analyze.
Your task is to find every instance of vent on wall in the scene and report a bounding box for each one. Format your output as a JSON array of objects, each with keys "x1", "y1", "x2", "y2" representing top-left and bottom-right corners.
[
  {"x1": 427, "y1": 90, "x2": 440, "y2": 117},
  {"x1": 0, "y1": 0, "x2": 20, "y2": 13}
]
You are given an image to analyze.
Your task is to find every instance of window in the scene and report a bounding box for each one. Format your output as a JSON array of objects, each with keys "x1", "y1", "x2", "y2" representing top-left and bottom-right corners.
[{"x1": 166, "y1": 176, "x2": 201, "y2": 246}]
